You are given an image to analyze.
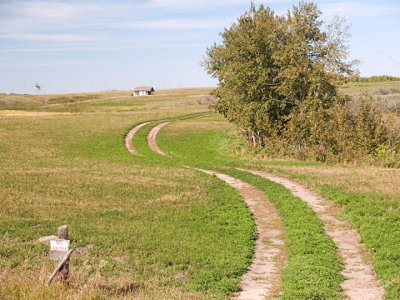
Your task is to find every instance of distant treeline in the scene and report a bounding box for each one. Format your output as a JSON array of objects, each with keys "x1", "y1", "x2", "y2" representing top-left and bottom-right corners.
[{"x1": 351, "y1": 75, "x2": 400, "y2": 82}]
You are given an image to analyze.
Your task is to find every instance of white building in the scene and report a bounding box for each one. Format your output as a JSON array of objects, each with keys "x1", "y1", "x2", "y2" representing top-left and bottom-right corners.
[{"x1": 132, "y1": 86, "x2": 154, "y2": 96}]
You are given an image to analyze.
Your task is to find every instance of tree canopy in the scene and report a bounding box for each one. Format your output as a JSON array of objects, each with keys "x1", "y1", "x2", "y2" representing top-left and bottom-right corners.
[{"x1": 203, "y1": 1, "x2": 357, "y2": 147}]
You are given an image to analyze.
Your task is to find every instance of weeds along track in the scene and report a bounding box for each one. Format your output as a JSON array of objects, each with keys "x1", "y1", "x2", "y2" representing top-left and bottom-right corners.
[{"x1": 125, "y1": 119, "x2": 385, "y2": 299}]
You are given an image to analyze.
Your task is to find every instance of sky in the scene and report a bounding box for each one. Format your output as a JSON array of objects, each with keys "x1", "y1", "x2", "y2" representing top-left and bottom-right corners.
[{"x1": 0, "y1": 0, "x2": 400, "y2": 94}]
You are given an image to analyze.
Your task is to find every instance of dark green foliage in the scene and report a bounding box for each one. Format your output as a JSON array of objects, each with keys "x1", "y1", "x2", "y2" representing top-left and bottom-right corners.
[
  {"x1": 203, "y1": 2, "x2": 399, "y2": 165},
  {"x1": 203, "y1": 2, "x2": 356, "y2": 145},
  {"x1": 280, "y1": 96, "x2": 400, "y2": 166}
]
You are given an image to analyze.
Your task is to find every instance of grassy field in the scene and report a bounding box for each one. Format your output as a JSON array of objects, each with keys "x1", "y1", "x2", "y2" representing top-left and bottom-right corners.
[
  {"x1": 1, "y1": 82, "x2": 400, "y2": 298},
  {"x1": 0, "y1": 88, "x2": 257, "y2": 299},
  {"x1": 155, "y1": 84, "x2": 400, "y2": 298},
  {"x1": 341, "y1": 81, "x2": 400, "y2": 118}
]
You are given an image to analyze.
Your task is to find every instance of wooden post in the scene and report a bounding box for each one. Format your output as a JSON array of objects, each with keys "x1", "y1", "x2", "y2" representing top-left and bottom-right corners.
[
  {"x1": 47, "y1": 249, "x2": 74, "y2": 284},
  {"x1": 57, "y1": 225, "x2": 69, "y2": 284}
]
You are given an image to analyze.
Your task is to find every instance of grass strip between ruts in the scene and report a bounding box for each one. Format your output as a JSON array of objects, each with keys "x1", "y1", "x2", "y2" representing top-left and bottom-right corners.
[
  {"x1": 223, "y1": 168, "x2": 344, "y2": 299},
  {"x1": 129, "y1": 112, "x2": 212, "y2": 161}
]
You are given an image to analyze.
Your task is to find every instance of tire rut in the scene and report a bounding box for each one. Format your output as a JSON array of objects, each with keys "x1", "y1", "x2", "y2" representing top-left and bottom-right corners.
[
  {"x1": 239, "y1": 168, "x2": 385, "y2": 300},
  {"x1": 196, "y1": 168, "x2": 286, "y2": 300},
  {"x1": 124, "y1": 122, "x2": 151, "y2": 156},
  {"x1": 147, "y1": 122, "x2": 170, "y2": 157}
]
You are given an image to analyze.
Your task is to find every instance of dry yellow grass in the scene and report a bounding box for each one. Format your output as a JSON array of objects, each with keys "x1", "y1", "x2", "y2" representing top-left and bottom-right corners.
[
  {"x1": 1, "y1": 265, "x2": 208, "y2": 300},
  {"x1": 260, "y1": 165, "x2": 400, "y2": 196},
  {"x1": 0, "y1": 87, "x2": 213, "y2": 114},
  {"x1": 0, "y1": 110, "x2": 74, "y2": 116}
]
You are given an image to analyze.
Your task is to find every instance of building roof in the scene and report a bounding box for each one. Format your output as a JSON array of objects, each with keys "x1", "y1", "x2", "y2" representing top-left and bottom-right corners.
[{"x1": 133, "y1": 86, "x2": 154, "y2": 92}]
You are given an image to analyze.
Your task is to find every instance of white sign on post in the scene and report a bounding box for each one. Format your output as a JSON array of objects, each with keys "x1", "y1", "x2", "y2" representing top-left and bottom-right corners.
[{"x1": 50, "y1": 239, "x2": 70, "y2": 261}]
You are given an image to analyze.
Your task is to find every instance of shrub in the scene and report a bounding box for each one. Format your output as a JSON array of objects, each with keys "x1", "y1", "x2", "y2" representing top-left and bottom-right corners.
[
  {"x1": 203, "y1": 2, "x2": 399, "y2": 166},
  {"x1": 197, "y1": 95, "x2": 218, "y2": 105},
  {"x1": 263, "y1": 96, "x2": 400, "y2": 166}
]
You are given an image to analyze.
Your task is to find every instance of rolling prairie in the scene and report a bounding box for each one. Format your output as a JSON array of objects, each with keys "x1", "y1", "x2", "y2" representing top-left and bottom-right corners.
[{"x1": 1, "y1": 82, "x2": 400, "y2": 298}]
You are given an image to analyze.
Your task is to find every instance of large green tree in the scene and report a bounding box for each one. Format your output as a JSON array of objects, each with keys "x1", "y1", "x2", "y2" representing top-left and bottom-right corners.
[{"x1": 203, "y1": 1, "x2": 357, "y2": 146}]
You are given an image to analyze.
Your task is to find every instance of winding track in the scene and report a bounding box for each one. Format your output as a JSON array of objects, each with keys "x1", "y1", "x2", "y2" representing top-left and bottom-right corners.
[
  {"x1": 124, "y1": 122, "x2": 151, "y2": 156},
  {"x1": 129, "y1": 121, "x2": 287, "y2": 298},
  {"x1": 126, "y1": 120, "x2": 385, "y2": 299}
]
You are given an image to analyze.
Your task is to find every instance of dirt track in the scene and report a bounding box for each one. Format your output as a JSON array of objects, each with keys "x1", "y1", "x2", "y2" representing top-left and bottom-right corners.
[
  {"x1": 124, "y1": 122, "x2": 151, "y2": 156},
  {"x1": 125, "y1": 121, "x2": 385, "y2": 299},
  {"x1": 196, "y1": 168, "x2": 286, "y2": 300},
  {"x1": 240, "y1": 169, "x2": 384, "y2": 300},
  {"x1": 146, "y1": 122, "x2": 170, "y2": 156}
]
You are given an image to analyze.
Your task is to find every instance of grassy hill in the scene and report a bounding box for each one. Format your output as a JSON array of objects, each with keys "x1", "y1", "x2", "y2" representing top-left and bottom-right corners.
[{"x1": 1, "y1": 83, "x2": 400, "y2": 298}]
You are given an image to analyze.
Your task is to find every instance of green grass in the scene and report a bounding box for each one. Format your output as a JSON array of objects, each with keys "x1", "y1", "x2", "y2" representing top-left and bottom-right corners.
[
  {"x1": 350, "y1": 75, "x2": 400, "y2": 82},
  {"x1": 341, "y1": 81, "x2": 400, "y2": 112},
  {"x1": 241, "y1": 165, "x2": 400, "y2": 299},
  {"x1": 158, "y1": 119, "x2": 344, "y2": 299},
  {"x1": 226, "y1": 169, "x2": 343, "y2": 299},
  {"x1": 307, "y1": 184, "x2": 400, "y2": 298},
  {"x1": 157, "y1": 113, "x2": 400, "y2": 299},
  {"x1": 0, "y1": 88, "x2": 256, "y2": 299},
  {"x1": 47, "y1": 95, "x2": 101, "y2": 104},
  {"x1": 2, "y1": 84, "x2": 400, "y2": 298}
]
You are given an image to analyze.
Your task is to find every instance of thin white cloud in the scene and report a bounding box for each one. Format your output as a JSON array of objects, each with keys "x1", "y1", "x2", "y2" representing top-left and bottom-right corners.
[
  {"x1": 0, "y1": 0, "x2": 286, "y2": 42},
  {"x1": 149, "y1": 0, "x2": 292, "y2": 9},
  {"x1": 150, "y1": 0, "x2": 247, "y2": 9},
  {"x1": 0, "y1": 43, "x2": 207, "y2": 53},
  {"x1": 0, "y1": 1, "x2": 138, "y2": 20},
  {"x1": 114, "y1": 18, "x2": 233, "y2": 30},
  {"x1": 321, "y1": 1, "x2": 400, "y2": 19},
  {"x1": 1, "y1": 33, "x2": 103, "y2": 42},
  {"x1": 0, "y1": 1, "x2": 141, "y2": 35},
  {"x1": 0, "y1": 60, "x2": 95, "y2": 67},
  {"x1": 21, "y1": 1, "x2": 89, "y2": 20},
  {"x1": 0, "y1": 0, "x2": 286, "y2": 34}
]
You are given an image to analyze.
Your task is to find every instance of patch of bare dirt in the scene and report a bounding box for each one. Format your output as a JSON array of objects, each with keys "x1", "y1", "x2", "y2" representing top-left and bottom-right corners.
[
  {"x1": 72, "y1": 244, "x2": 96, "y2": 257},
  {"x1": 240, "y1": 168, "x2": 384, "y2": 300},
  {"x1": 196, "y1": 168, "x2": 287, "y2": 300},
  {"x1": 124, "y1": 122, "x2": 151, "y2": 156},
  {"x1": 112, "y1": 254, "x2": 132, "y2": 263},
  {"x1": 174, "y1": 273, "x2": 189, "y2": 280},
  {"x1": 147, "y1": 122, "x2": 170, "y2": 157}
]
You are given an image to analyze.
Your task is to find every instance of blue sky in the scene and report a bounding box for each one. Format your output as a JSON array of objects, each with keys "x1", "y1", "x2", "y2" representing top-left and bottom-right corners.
[{"x1": 1, "y1": 0, "x2": 400, "y2": 94}]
